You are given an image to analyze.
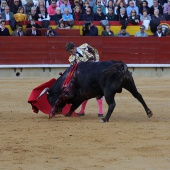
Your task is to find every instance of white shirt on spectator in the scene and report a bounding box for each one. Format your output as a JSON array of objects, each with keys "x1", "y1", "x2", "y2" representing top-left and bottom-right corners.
[
  {"x1": 21, "y1": 0, "x2": 27, "y2": 5},
  {"x1": 5, "y1": 12, "x2": 10, "y2": 20},
  {"x1": 38, "y1": 13, "x2": 50, "y2": 21},
  {"x1": 60, "y1": 4, "x2": 72, "y2": 14},
  {"x1": 32, "y1": 30, "x2": 36, "y2": 35}
]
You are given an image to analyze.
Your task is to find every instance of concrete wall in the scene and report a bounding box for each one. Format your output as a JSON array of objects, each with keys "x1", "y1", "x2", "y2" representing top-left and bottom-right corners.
[{"x1": 1, "y1": 67, "x2": 170, "y2": 78}]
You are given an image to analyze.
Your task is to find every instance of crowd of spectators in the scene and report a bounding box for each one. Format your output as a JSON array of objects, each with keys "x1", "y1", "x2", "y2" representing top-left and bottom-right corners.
[{"x1": 0, "y1": 0, "x2": 170, "y2": 36}]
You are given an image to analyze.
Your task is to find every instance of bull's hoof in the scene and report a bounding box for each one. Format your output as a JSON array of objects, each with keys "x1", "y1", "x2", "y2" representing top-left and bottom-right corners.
[
  {"x1": 99, "y1": 118, "x2": 109, "y2": 123},
  {"x1": 65, "y1": 114, "x2": 71, "y2": 117},
  {"x1": 147, "y1": 110, "x2": 153, "y2": 118},
  {"x1": 49, "y1": 114, "x2": 55, "y2": 119},
  {"x1": 77, "y1": 113, "x2": 85, "y2": 116}
]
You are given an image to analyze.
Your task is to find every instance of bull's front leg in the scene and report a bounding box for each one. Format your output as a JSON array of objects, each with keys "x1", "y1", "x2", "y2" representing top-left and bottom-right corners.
[
  {"x1": 65, "y1": 101, "x2": 82, "y2": 117},
  {"x1": 101, "y1": 93, "x2": 116, "y2": 122}
]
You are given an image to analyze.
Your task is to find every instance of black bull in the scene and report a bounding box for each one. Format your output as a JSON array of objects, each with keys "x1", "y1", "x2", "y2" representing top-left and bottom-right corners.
[{"x1": 40, "y1": 60, "x2": 153, "y2": 122}]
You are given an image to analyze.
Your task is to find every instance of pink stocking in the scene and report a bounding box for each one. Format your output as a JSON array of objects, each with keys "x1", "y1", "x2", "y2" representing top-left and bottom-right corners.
[
  {"x1": 78, "y1": 100, "x2": 88, "y2": 114},
  {"x1": 97, "y1": 99, "x2": 103, "y2": 114}
]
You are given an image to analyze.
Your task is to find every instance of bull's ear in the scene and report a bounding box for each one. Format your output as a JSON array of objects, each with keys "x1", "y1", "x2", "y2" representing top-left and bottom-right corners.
[{"x1": 37, "y1": 87, "x2": 49, "y2": 99}]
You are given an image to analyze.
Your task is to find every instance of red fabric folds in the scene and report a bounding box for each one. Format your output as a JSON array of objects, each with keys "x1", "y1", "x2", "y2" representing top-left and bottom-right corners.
[
  {"x1": 62, "y1": 63, "x2": 78, "y2": 89},
  {"x1": 28, "y1": 78, "x2": 77, "y2": 116}
]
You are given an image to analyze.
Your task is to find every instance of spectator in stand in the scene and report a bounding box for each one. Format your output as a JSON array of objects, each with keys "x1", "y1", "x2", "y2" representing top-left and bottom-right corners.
[
  {"x1": 0, "y1": 0, "x2": 8, "y2": 13},
  {"x1": 28, "y1": 6, "x2": 39, "y2": 20},
  {"x1": 60, "y1": 0, "x2": 72, "y2": 14},
  {"x1": 116, "y1": 1, "x2": 126, "y2": 15},
  {"x1": 26, "y1": 18, "x2": 42, "y2": 28},
  {"x1": 71, "y1": 0, "x2": 83, "y2": 11},
  {"x1": 43, "y1": 0, "x2": 50, "y2": 8},
  {"x1": 12, "y1": 24, "x2": 25, "y2": 36},
  {"x1": 163, "y1": 0, "x2": 170, "y2": 14},
  {"x1": 57, "y1": 20, "x2": 70, "y2": 28},
  {"x1": 82, "y1": 20, "x2": 98, "y2": 36},
  {"x1": 140, "y1": 9, "x2": 151, "y2": 21},
  {"x1": 0, "y1": 20, "x2": 10, "y2": 35},
  {"x1": 20, "y1": 0, "x2": 27, "y2": 6},
  {"x1": 101, "y1": 24, "x2": 114, "y2": 36},
  {"x1": 86, "y1": 0, "x2": 96, "y2": 8},
  {"x1": 150, "y1": 8, "x2": 165, "y2": 33},
  {"x1": 158, "y1": 0, "x2": 166, "y2": 6},
  {"x1": 53, "y1": 7, "x2": 63, "y2": 24},
  {"x1": 82, "y1": 1, "x2": 93, "y2": 14},
  {"x1": 8, "y1": 0, "x2": 22, "y2": 6},
  {"x1": 73, "y1": 5, "x2": 82, "y2": 21},
  {"x1": 32, "y1": 0, "x2": 40, "y2": 7},
  {"x1": 23, "y1": 0, "x2": 34, "y2": 16},
  {"x1": 81, "y1": 7, "x2": 94, "y2": 21},
  {"x1": 1, "y1": 5, "x2": 14, "y2": 20},
  {"x1": 26, "y1": 24, "x2": 41, "y2": 35},
  {"x1": 134, "y1": 24, "x2": 148, "y2": 37},
  {"x1": 1, "y1": 5, "x2": 16, "y2": 30},
  {"x1": 105, "y1": 0, "x2": 114, "y2": 14},
  {"x1": 126, "y1": 0, "x2": 139, "y2": 17},
  {"x1": 94, "y1": 6, "x2": 106, "y2": 20},
  {"x1": 57, "y1": 0, "x2": 71, "y2": 7},
  {"x1": 14, "y1": 6, "x2": 27, "y2": 22},
  {"x1": 128, "y1": 9, "x2": 140, "y2": 25},
  {"x1": 93, "y1": 0, "x2": 106, "y2": 15},
  {"x1": 36, "y1": 0, "x2": 47, "y2": 14},
  {"x1": 38, "y1": 6, "x2": 50, "y2": 21},
  {"x1": 45, "y1": 26, "x2": 57, "y2": 36},
  {"x1": 153, "y1": 25, "x2": 164, "y2": 36},
  {"x1": 114, "y1": 0, "x2": 127, "y2": 8},
  {"x1": 164, "y1": 27, "x2": 170, "y2": 36},
  {"x1": 118, "y1": 7, "x2": 128, "y2": 27},
  {"x1": 62, "y1": 7, "x2": 74, "y2": 27},
  {"x1": 106, "y1": 7, "x2": 117, "y2": 21},
  {"x1": 164, "y1": 8, "x2": 170, "y2": 20},
  {"x1": 47, "y1": 0, "x2": 58, "y2": 20},
  {"x1": 150, "y1": 0, "x2": 163, "y2": 16},
  {"x1": 57, "y1": 20, "x2": 65, "y2": 28},
  {"x1": 139, "y1": 0, "x2": 151, "y2": 15},
  {"x1": 116, "y1": 25, "x2": 130, "y2": 36},
  {"x1": 69, "y1": 0, "x2": 75, "y2": 6},
  {"x1": 100, "y1": 0, "x2": 108, "y2": 8},
  {"x1": 140, "y1": 9, "x2": 151, "y2": 30},
  {"x1": 10, "y1": 0, "x2": 21, "y2": 14}
]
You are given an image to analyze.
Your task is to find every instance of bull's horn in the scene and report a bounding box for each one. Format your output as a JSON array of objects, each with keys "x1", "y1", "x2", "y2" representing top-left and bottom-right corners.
[{"x1": 37, "y1": 87, "x2": 50, "y2": 99}]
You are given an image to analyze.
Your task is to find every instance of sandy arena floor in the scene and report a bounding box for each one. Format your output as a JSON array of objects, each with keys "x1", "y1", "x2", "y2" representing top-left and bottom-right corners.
[{"x1": 0, "y1": 76, "x2": 170, "y2": 170}]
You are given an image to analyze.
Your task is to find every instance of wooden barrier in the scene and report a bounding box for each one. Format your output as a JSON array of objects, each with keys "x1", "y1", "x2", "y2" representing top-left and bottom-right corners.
[{"x1": 0, "y1": 37, "x2": 170, "y2": 65}]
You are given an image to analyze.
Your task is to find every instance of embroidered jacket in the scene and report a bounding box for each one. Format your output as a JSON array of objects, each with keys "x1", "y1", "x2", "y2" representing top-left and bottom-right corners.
[{"x1": 68, "y1": 43, "x2": 99, "y2": 65}]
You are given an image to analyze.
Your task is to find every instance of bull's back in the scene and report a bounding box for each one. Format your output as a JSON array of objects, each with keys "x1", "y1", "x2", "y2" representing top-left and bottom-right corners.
[
  {"x1": 78, "y1": 60, "x2": 118, "y2": 75},
  {"x1": 76, "y1": 61, "x2": 124, "y2": 88}
]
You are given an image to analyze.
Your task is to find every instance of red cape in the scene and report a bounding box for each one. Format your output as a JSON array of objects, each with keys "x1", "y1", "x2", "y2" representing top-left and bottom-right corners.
[{"x1": 28, "y1": 78, "x2": 77, "y2": 116}]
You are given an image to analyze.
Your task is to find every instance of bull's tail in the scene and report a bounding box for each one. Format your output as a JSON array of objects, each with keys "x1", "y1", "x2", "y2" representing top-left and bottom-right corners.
[
  {"x1": 37, "y1": 87, "x2": 50, "y2": 99},
  {"x1": 103, "y1": 61, "x2": 128, "y2": 76}
]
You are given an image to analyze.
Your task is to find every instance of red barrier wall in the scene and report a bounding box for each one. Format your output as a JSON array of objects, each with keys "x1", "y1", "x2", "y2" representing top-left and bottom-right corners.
[{"x1": 0, "y1": 37, "x2": 170, "y2": 64}]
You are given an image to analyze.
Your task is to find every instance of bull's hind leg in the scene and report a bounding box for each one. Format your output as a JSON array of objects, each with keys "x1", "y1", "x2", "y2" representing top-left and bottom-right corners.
[
  {"x1": 101, "y1": 92, "x2": 116, "y2": 122},
  {"x1": 123, "y1": 76, "x2": 153, "y2": 118}
]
